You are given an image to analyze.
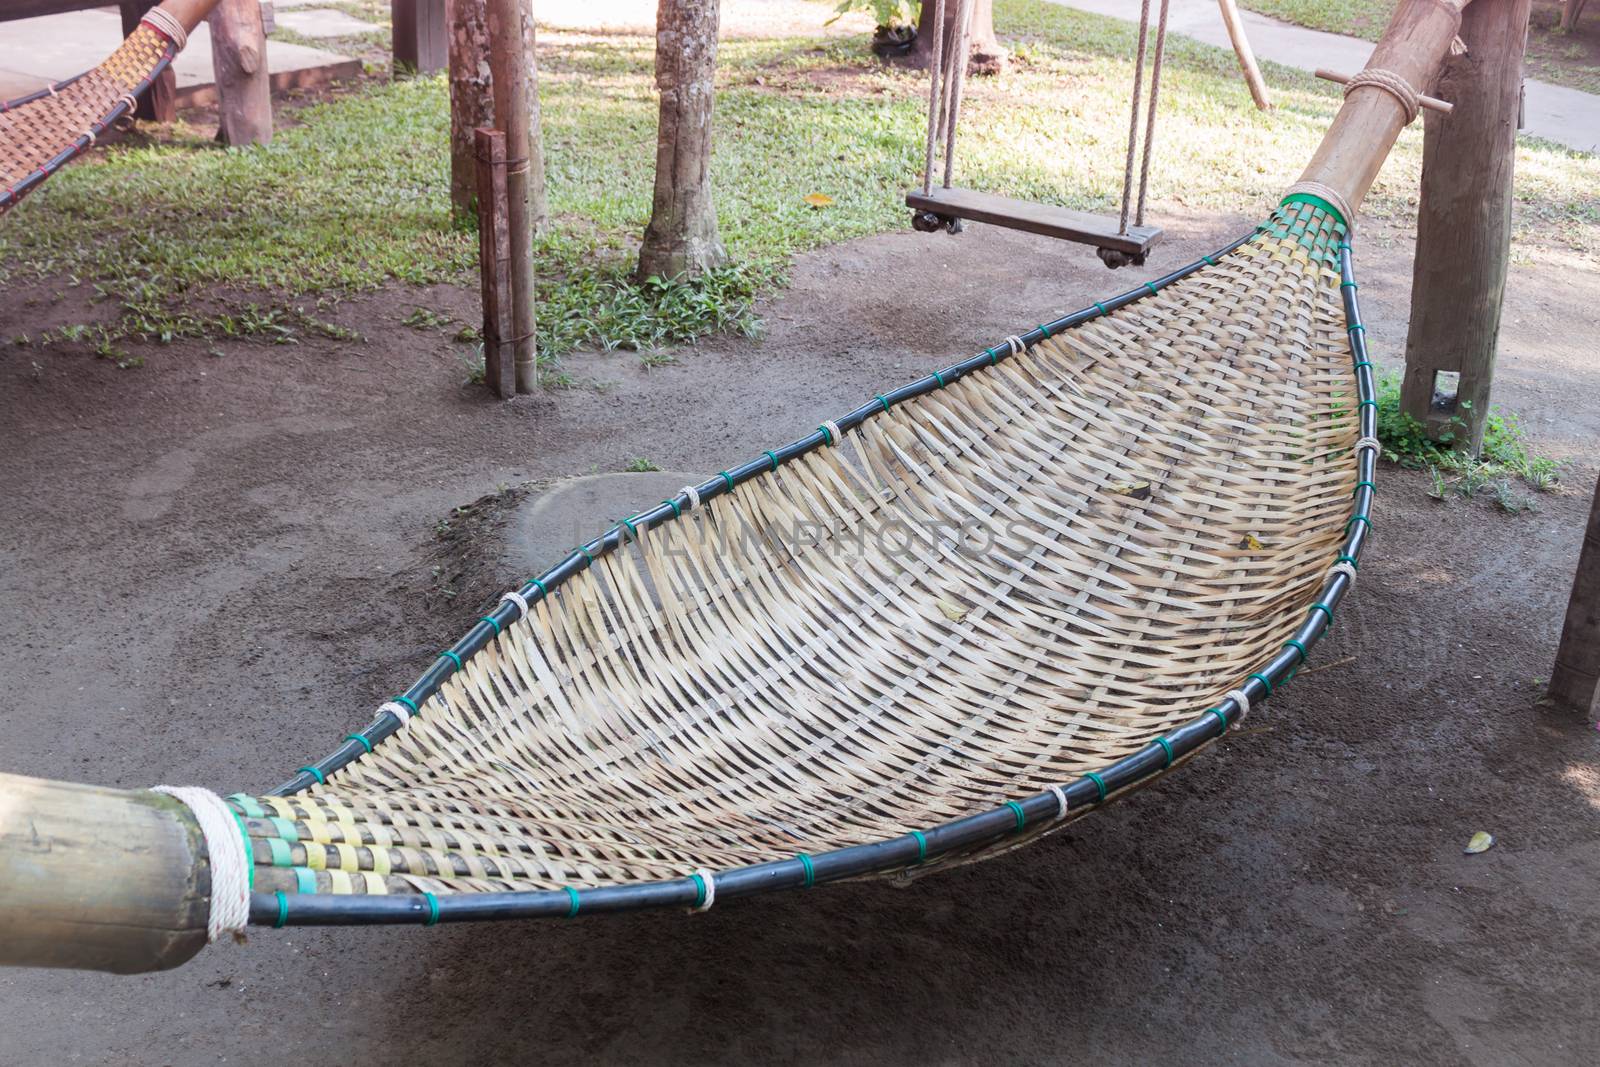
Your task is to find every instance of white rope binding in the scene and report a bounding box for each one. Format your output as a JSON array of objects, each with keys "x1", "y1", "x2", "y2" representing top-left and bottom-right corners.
[
  {"x1": 378, "y1": 699, "x2": 412, "y2": 726},
  {"x1": 1330, "y1": 560, "x2": 1358, "y2": 585},
  {"x1": 141, "y1": 8, "x2": 188, "y2": 50},
  {"x1": 149, "y1": 785, "x2": 249, "y2": 942},
  {"x1": 819, "y1": 420, "x2": 842, "y2": 446},
  {"x1": 499, "y1": 589, "x2": 529, "y2": 620},
  {"x1": 1223, "y1": 687, "x2": 1251, "y2": 722},
  {"x1": 1048, "y1": 784, "x2": 1069, "y2": 820},
  {"x1": 692, "y1": 868, "x2": 716, "y2": 912},
  {"x1": 1004, "y1": 335, "x2": 1024, "y2": 356},
  {"x1": 1354, "y1": 435, "x2": 1381, "y2": 457},
  {"x1": 679, "y1": 484, "x2": 701, "y2": 510}
]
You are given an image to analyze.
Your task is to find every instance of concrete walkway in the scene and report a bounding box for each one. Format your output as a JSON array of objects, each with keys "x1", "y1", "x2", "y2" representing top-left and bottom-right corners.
[
  {"x1": 0, "y1": 8, "x2": 359, "y2": 105},
  {"x1": 1052, "y1": 0, "x2": 1598, "y2": 154}
]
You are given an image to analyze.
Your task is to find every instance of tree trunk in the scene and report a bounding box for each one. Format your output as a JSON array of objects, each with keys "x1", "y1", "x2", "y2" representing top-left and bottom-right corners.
[
  {"x1": 909, "y1": 0, "x2": 1006, "y2": 75},
  {"x1": 1550, "y1": 470, "x2": 1600, "y2": 715},
  {"x1": 445, "y1": 0, "x2": 492, "y2": 226},
  {"x1": 208, "y1": 0, "x2": 273, "y2": 146},
  {"x1": 1399, "y1": 0, "x2": 1530, "y2": 453},
  {"x1": 637, "y1": 0, "x2": 727, "y2": 281},
  {"x1": 520, "y1": 0, "x2": 548, "y2": 236}
]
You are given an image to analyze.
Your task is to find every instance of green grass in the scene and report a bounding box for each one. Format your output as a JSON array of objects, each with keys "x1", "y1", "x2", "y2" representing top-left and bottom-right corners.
[
  {"x1": 1373, "y1": 373, "x2": 1562, "y2": 511},
  {"x1": 2, "y1": 0, "x2": 1596, "y2": 371}
]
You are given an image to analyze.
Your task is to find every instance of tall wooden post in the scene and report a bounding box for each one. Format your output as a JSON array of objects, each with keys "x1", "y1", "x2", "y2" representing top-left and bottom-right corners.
[
  {"x1": 392, "y1": 0, "x2": 448, "y2": 75},
  {"x1": 445, "y1": 0, "x2": 492, "y2": 224},
  {"x1": 486, "y1": 0, "x2": 536, "y2": 392},
  {"x1": 1550, "y1": 471, "x2": 1600, "y2": 715},
  {"x1": 120, "y1": 0, "x2": 176, "y2": 122},
  {"x1": 1399, "y1": 0, "x2": 1530, "y2": 454},
  {"x1": 475, "y1": 128, "x2": 516, "y2": 399},
  {"x1": 208, "y1": 0, "x2": 273, "y2": 146}
]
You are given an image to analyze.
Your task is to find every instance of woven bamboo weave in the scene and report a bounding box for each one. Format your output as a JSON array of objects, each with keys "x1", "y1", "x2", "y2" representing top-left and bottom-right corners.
[
  {"x1": 0, "y1": 25, "x2": 174, "y2": 213},
  {"x1": 232, "y1": 205, "x2": 1362, "y2": 907}
]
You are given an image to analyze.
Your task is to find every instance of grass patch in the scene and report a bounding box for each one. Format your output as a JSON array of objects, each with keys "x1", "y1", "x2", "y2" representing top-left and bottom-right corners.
[
  {"x1": 2, "y1": 0, "x2": 1595, "y2": 373},
  {"x1": 1373, "y1": 373, "x2": 1561, "y2": 512}
]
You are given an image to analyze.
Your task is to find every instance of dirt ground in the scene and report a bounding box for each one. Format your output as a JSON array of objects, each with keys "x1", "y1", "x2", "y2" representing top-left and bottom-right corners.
[{"x1": 1, "y1": 206, "x2": 1598, "y2": 1065}]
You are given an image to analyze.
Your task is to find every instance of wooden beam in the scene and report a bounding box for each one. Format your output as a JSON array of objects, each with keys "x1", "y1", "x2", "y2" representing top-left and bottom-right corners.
[
  {"x1": 475, "y1": 127, "x2": 516, "y2": 399},
  {"x1": 208, "y1": 0, "x2": 273, "y2": 146},
  {"x1": 1400, "y1": 0, "x2": 1530, "y2": 453},
  {"x1": 905, "y1": 186, "x2": 1161, "y2": 256},
  {"x1": 487, "y1": 0, "x2": 536, "y2": 393},
  {"x1": 120, "y1": 0, "x2": 176, "y2": 122},
  {"x1": 392, "y1": 0, "x2": 448, "y2": 76},
  {"x1": 0, "y1": 773, "x2": 209, "y2": 974},
  {"x1": 1217, "y1": 0, "x2": 1271, "y2": 110},
  {"x1": 1550, "y1": 471, "x2": 1600, "y2": 715}
]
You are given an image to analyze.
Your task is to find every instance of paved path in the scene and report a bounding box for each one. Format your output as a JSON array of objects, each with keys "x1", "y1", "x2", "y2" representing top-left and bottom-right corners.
[
  {"x1": 0, "y1": 9, "x2": 358, "y2": 104},
  {"x1": 1051, "y1": 0, "x2": 1597, "y2": 154}
]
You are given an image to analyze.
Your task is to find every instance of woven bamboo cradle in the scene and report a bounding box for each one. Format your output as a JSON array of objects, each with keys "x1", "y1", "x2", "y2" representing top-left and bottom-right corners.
[{"x1": 0, "y1": 0, "x2": 1471, "y2": 974}]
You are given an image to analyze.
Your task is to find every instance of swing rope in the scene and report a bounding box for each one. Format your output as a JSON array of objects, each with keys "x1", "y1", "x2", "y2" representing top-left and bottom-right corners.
[{"x1": 1119, "y1": 0, "x2": 1171, "y2": 235}]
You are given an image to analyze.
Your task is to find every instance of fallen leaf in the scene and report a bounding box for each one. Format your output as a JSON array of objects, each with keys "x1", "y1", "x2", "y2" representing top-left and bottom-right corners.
[
  {"x1": 1464, "y1": 831, "x2": 1494, "y2": 854},
  {"x1": 1109, "y1": 481, "x2": 1151, "y2": 500},
  {"x1": 803, "y1": 193, "x2": 835, "y2": 208},
  {"x1": 937, "y1": 597, "x2": 969, "y2": 621},
  {"x1": 1241, "y1": 534, "x2": 1264, "y2": 550}
]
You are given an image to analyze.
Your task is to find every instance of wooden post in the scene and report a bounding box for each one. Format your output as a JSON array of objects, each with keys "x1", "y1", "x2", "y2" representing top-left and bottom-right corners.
[
  {"x1": 1217, "y1": 0, "x2": 1272, "y2": 110},
  {"x1": 0, "y1": 773, "x2": 210, "y2": 974},
  {"x1": 121, "y1": 0, "x2": 176, "y2": 122},
  {"x1": 1550, "y1": 472, "x2": 1600, "y2": 715},
  {"x1": 520, "y1": 0, "x2": 548, "y2": 237},
  {"x1": 1400, "y1": 0, "x2": 1531, "y2": 453},
  {"x1": 392, "y1": 0, "x2": 448, "y2": 75},
  {"x1": 445, "y1": 0, "x2": 492, "y2": 224},
  {"x1": 487, "y1": 0, "x2": 536, "y2": 392},
  {"x1": 208, "y1": 0, "x2": 273, "y2": 146},
  {"x1": 475, "y1": 128, "x2": 516, "y2": 399}
]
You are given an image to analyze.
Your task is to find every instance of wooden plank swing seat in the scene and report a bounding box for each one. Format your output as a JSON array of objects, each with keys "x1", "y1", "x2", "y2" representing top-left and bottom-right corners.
[
  {"x1": 0, "y1": 0, "x2": 1475, "y2": 976},
  {"x1": 904, "y1": 185, "x2": 1163, "y2": 260}
]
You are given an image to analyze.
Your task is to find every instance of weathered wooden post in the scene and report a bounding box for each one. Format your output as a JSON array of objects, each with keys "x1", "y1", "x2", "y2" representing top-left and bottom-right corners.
[
  {"x1": 475, "y1": 127, "x2": 516, "y2": 399},
  {"x1": 208, "y1": 0, "x2": 273, "y2": 146},
  {"x1": 1217, "y1": 0, "x2": 1272, "y2": 110},
  {"x1": 1399, "y1": 0, "x2": 1531, "y2": 453},
  {"x1": 486, "y1": 0, "x2": 537, "y2": 392},
  {"x1": 1550, "y1": 472, "x2": 1600, "y2": 715},
  {"x1": 445, "y1": 0, "x2": 491, "y2": 224},
  {"x1": 392, "y1": 0, "x2": 447, "y2": 75}
]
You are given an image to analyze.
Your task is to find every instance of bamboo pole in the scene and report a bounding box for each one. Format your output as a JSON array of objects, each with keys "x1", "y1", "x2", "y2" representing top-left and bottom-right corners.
[
  {"x1": 0, "y1": 773, "x2": 210, "y2": 973},
  {"x1": 1217, "y1": 0, "x2": 1271, "y2": 110},
  {"x1": 486, "y1": 0, "x2": 537, "y2": 393},
  {"x1": 1550, "y1": 471, "x2": 1600, "y2": 714},
  {"x1": 476, "y1": 127, "x2": 516, "y2": 399},
  {"x1": 1289, "y1": 0, "x2": 1469, "y2": 222}
]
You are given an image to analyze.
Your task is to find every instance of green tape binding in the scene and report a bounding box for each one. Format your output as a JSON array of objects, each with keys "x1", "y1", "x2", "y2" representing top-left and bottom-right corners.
[
  {"x1": 1085, "y1": 771, "x2": 1108, "y2": 802},
  {"x1": 663, "y1": 498, "x2": 682, "y2": 519},
  {"x1": 931, "y1": 370, "x2": 947, "y2": 388},
  {"x1": 817, "y1": 424, "x2": 834, "y2": 446},
  {"x1": 764, "y1": 450, "x2": 780, "y2": 471},
  {"x1": 1353, "y1": 480, "x2": 1375, "y2": 495},
  {"x1": 423, "y1": 891, "x2": 440, "y2": 926},
  {"x1": 1206, "y1": 707, "x2": 1228, "y2": 733},
  {"x1": 1248, "y1": 671, "x2": 1273, "y2": 694},
  {"x1": 797, "y1": 852, "x2": 815, "y2": 887},
  {"x1": 910, "y1": 829, "x2": 928, "y2": 863},
  {"x1": 1279, "y1": 192, "x2": 1349, "y2": 232},
  {"x1": 267, "y1": 837, "x2": 293, "y2": 867},
  {"x1": 1336, "y1": 554, "x2": 1359, "y2": 570},
  {"x1": 1345, "y1": 515, "x2": 1372, "y2": 535},
  {"x1": 1144, "y1": 282, "x2": 1160, "y2": 296},
  {"x1": 1005, "y1": 800, "x2": 1026, "y2": 831},
  {"x1": 719, "y1": 471, "x2": 735, "y2": 492},
  {"x1": 619, "y1": 516, "x2": 640, "y2": 541},
  {"x1": 1308, "y1": 602, "x2": 1335, "y2": 628},
  {"x1": 439, "y1": 650, "x2": 463, "y2": 671},
  {"x1": 690, "y1": 874, "x2": 707, "y2": 909},
  {"x1": 294, "y1": 867, "x2": 317, "y2": 894},
  {"x1": 344, "y1": 733, "x2": 373, "y2": 754},
  {"x1": 1093, "y1": 301, "x2": 1109, "y2": 316},
  {"x1": 478, "y1": 615, "x2": 501, "y2": 635},
  {"x1": 231, "y1": 810, "x2": 256, "y2": 889},
  {"x1": 274, "y1": 891, "x2": 289, "y2": 928},
  {"x1": 1282, "y1": 639, "x2": 1309, "y2": 665},
  {"x1": 394, "y1": 695, "x2": 418, "y2": 714},
  {"x1": 875, "y1": 394, "x2": 892, "y2": 413},
  {"x1": 228, "y1": 793, "x2": 266, "y2": 819},
  {"x1": 565, "y1": 886, "x2": 581, "y2": 917},
  {"x1": 531, "y1": 577, "x2": 550, "y2": 599},
  {"x1": 1154, "y1": 736, "x2": 1174, "y2": 767},
  {"x1": 269, "y1": 816, "x2": 299, "y2": 842}
]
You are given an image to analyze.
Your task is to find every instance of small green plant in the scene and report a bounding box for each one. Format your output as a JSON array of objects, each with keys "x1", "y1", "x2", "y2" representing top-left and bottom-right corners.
[
  {"x1": 625, "y1": 457, "x2": 662, "y2": 473},
  {"x1": 1373, "y1": 373, "x2": 1560, "y2": 506},
  {"x1": 829, "y1": 0, "x2": 919, "y2": 30},
  {"x1": 404, "y1": 307, "x2": 454, "y2": 330}
]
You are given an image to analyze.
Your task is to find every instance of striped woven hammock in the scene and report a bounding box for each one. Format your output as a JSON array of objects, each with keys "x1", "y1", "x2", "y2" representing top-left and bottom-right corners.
[{"x1": 0, "y1": 0, "x2": 1470, "y2": 975}]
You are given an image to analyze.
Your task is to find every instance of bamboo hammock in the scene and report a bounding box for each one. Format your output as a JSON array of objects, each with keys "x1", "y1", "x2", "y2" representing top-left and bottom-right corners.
[{"x1": 0, "y1": 0, "x2": 1470, "y2": 974}]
